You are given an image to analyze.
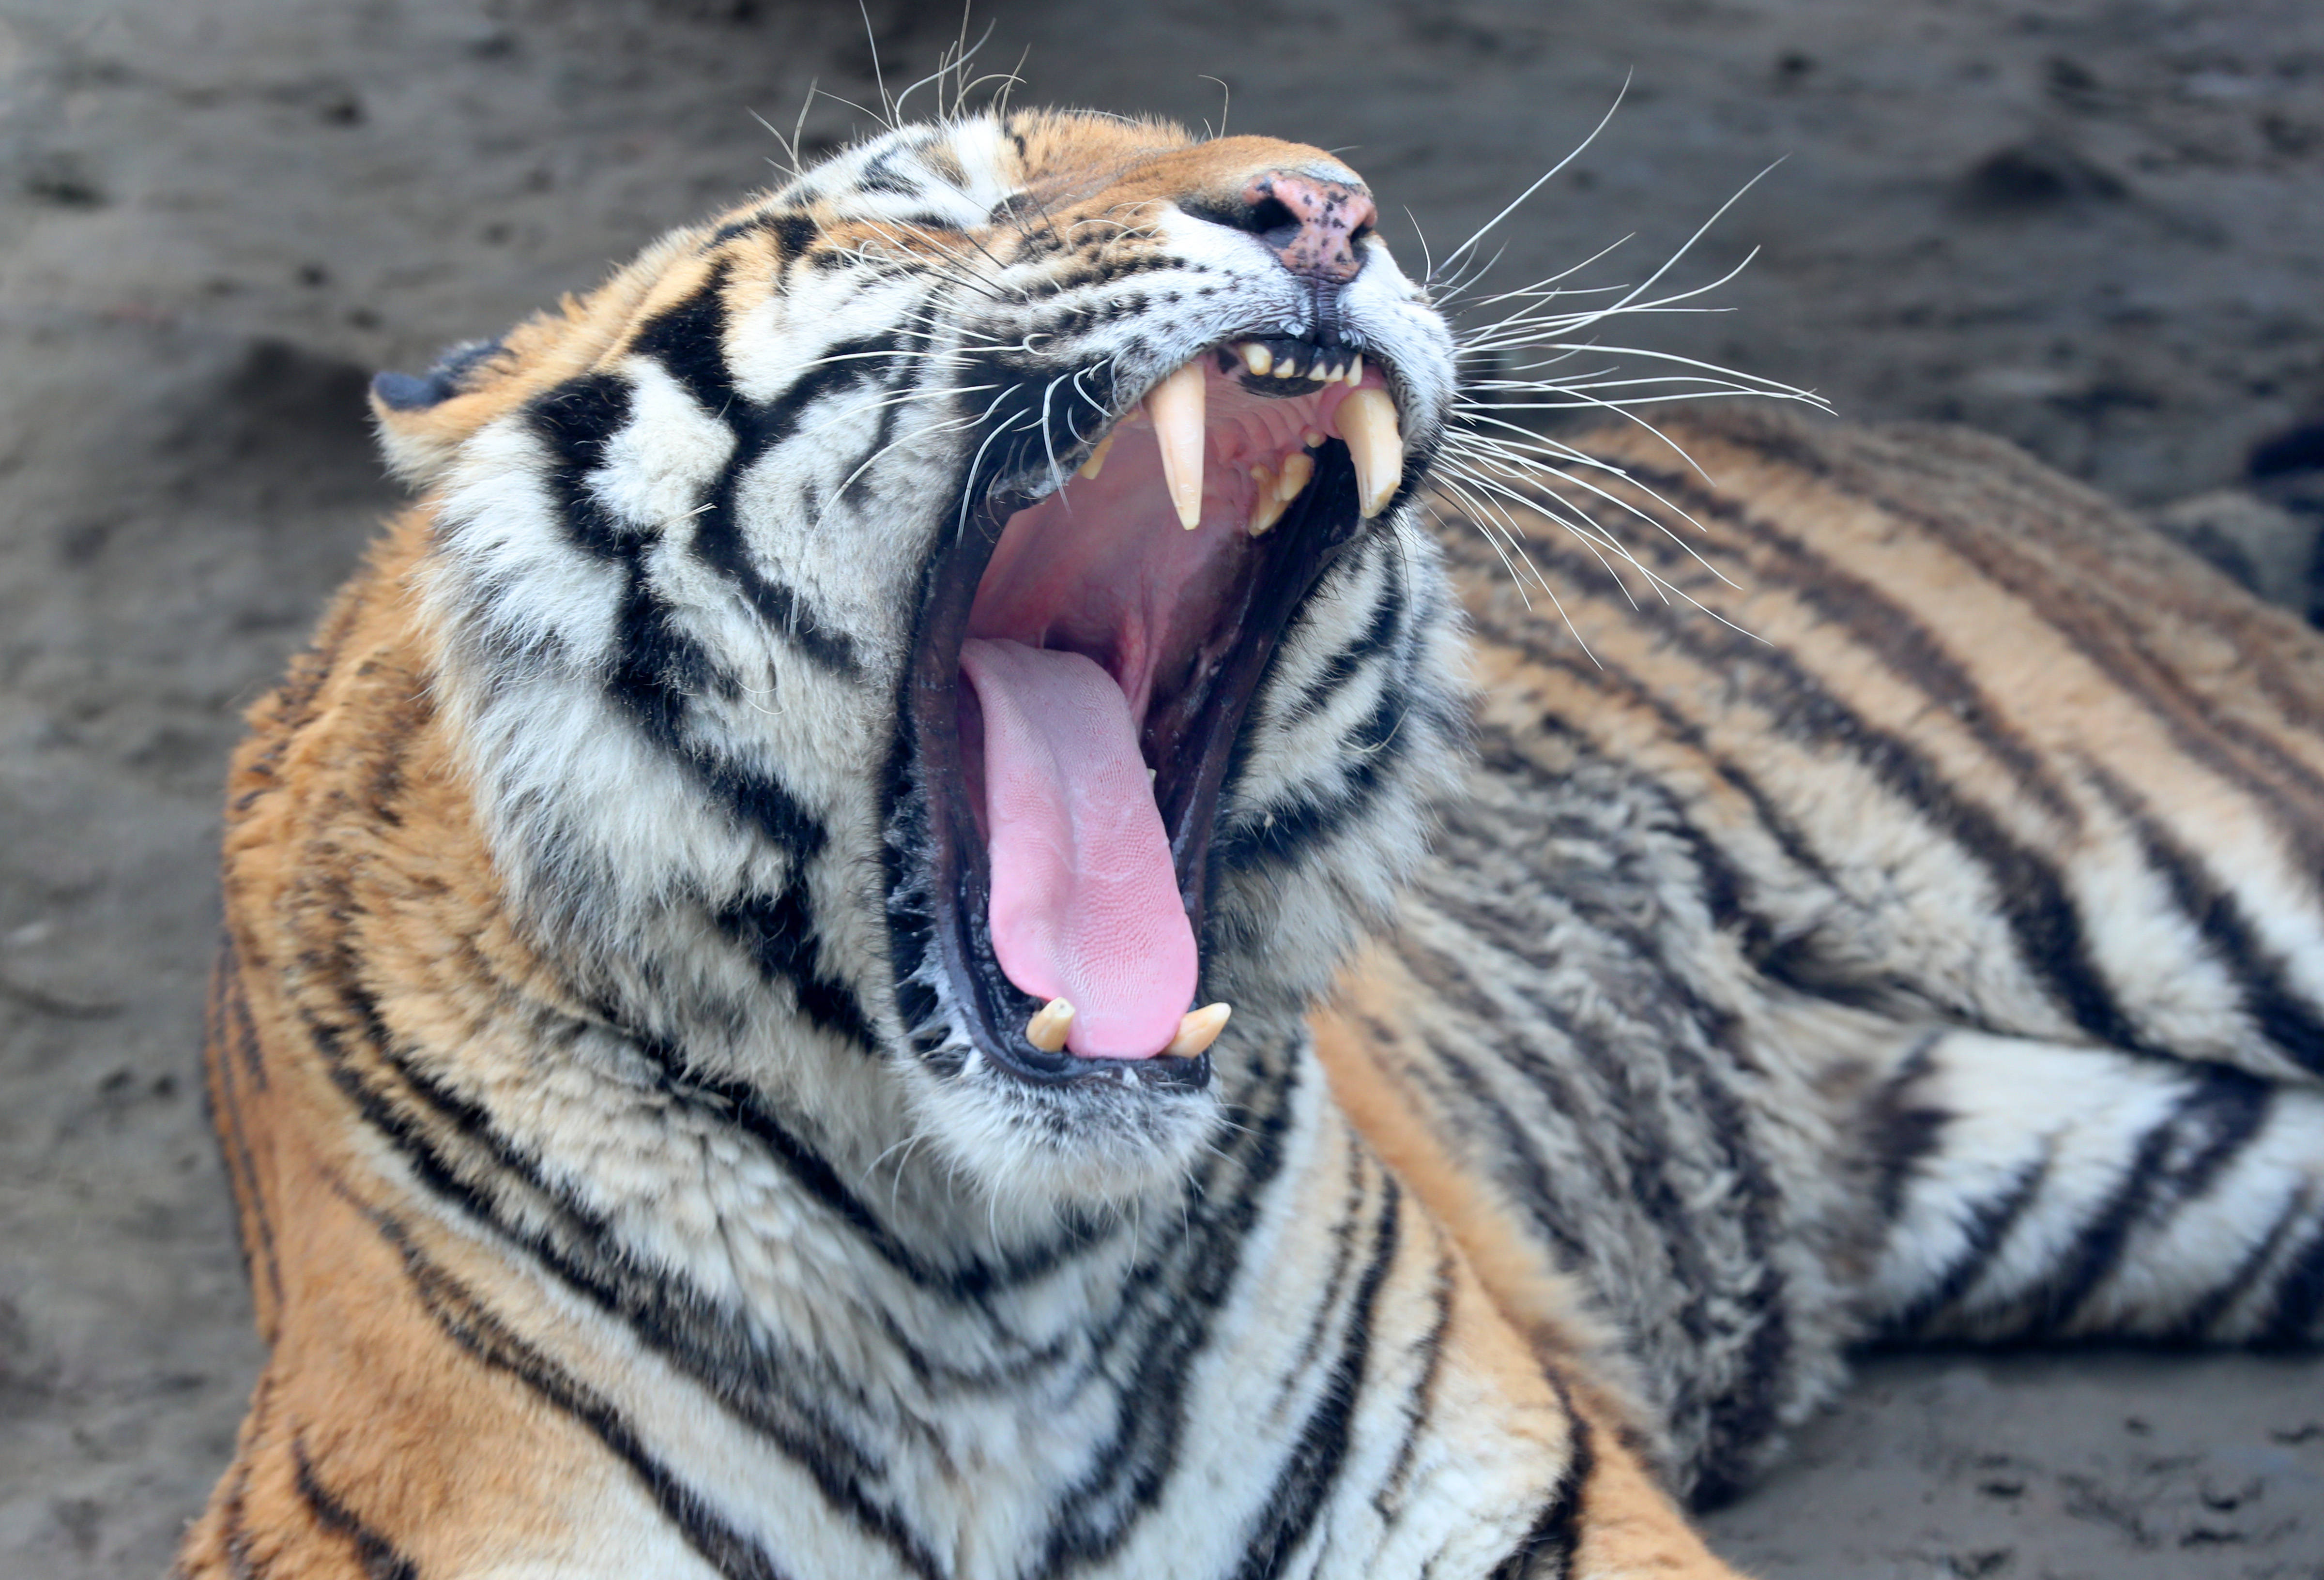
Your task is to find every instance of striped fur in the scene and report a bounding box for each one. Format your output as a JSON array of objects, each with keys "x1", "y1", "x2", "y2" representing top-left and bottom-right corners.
[
  {"x1": 185, "y1": 108, "x2": 2323, "y2": 1579},
  {"x1": 1321, "y1": 409, "x2": 2324, "y2": 1502}
]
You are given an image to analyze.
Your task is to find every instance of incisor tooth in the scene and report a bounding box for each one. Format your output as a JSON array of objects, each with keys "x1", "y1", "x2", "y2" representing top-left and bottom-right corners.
[
  {"x1": 1345, "y1": 354, "x2": 1365, "y2": 387},
  {"x1": 1166, "y1": 1003, "x2": 1231, "y2": 1058},
  {"x1": 1338, "y1": 386, "x2": 1403, "y2": 518},
  {"x1": 1148, "y1": 362, "x2": 1207, "y2": 530},
  {"x1": 1025, "y1": 998, "x2": 1075, "y2": 1053},
  {"x1": 1239, "y1": 342, "x2": 1273, "y2": 377},
  {"x1": 1077, "y1": 430, "x2": 1116, "y2": 480}
]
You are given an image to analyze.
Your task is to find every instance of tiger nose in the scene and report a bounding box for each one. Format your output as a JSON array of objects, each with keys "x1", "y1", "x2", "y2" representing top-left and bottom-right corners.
[{"x1": 1245, "y1": 170, "x2": 1376, "y2": 284}]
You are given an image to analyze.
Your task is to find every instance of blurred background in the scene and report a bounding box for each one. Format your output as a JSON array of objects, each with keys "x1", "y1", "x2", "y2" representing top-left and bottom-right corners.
[{"x1": 0, "y1": 1, "x2": 2319, "y2": 1576}]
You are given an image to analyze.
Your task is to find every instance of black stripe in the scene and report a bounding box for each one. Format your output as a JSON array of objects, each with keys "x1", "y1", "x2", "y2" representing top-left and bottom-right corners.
[
  {"x1": 629, "y1": 261, "x2": 740, "y2": 417},
  {"x1": 2171, "y1": 1180, "x2": 2316, "y2": 1342},
  {"x1": 206, "y1": 942, "x2": 286, "y2": 1324},
  {"x1": 335, "y1": 1181, "x2": 811, "y2": 1580},
  {"x1": 1713, "y1": 420, "x2": 2324, "y2": 910},
  {"x1": 713, "y1": 878, "x2": 876, "y2": 1048},
  {"x1": 208, "y1": 990, "x2": 285, "y2": 1327},
  {"x1": 1372, "y1": 1250, "x2": 1458, "y2": 1520},
  {"x1": 1570, "y1": 455, "x2": 2077, "y2": 824},
  {"x1": 526, "y1": 365, "x2": 878, "y2": 1046},
  {"x1": 1487, "y1": 1404, "x2": 1592, "y2": 1580},
  {"x1": 1284, "y1": 549, "x2": 1407, "y2": 725},
  {"x1": 1389, "y1": 945, "x2": 1591, "y2": 1271},
  {"x1": 1211, "y1": 676, "x2": 1444, "y2": 875},
  {"x1": 289, "y1": 943, "x2": 979, "y2": 1573},
  {"x1": 1462, "y1": 524, "x2": 2154, "y2": 1055},
  {"x1": 1277, "y1": 1146, "x2": 1372, "y2": 1400},
  {"x1": 2087, "y1": 765, "x2": 2324, "y2": 1076},
  {"x1": 2027, "y1": 1099, "x2": 2184, "y2": 1334},
  {"x1": 214, "y1": 1373, "x2": 275, "y2": 1580},
  {"x1": 289, "y1": 1432, "x2": 418, "y2": 1580},
  {"x1": 1887, "y1": 1150, "x2": 2053, "y2": 1336},
  {"x1": 1230, "y1": 1176, "x2": 1403, "y2": 1580},
  {"x1": 2258, "y1": 1213, "x2": 2324, "y2": 1347},
  {"x1": 1024, "y1": 1063, "x2": 1300, "y2": 1576},
  {"x1": 528, "y1": 373, "x2": 637, "y2": 558},
  {"x1": 680, "y1": 317, "x2": 903, "y2": 679},
  {"x1": 2025, "y1": 1063, "x2": 2266, "y2": 1334},
  {"x1": 1417, "y1": 764, "x2": 1799, "y2": 1490}
]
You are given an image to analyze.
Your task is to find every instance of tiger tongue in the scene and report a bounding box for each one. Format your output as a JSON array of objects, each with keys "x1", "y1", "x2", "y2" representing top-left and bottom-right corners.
[{"x1": 959, "y1": 638, "x2": 1198, "y2": 1060}]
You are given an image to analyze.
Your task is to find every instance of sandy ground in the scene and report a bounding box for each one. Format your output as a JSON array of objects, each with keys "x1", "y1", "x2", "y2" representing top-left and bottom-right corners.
[{"x1": 1, "y1": 1, "x2": 2321, "y2": 1576}]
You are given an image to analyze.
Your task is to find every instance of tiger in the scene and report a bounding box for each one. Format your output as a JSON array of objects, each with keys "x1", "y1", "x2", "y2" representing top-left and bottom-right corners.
[{"x1": 181, "y1": 105, "x2": 2324, "y2": 1580}]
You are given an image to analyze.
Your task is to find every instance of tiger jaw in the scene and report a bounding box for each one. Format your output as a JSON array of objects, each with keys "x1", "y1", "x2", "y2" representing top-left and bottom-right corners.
[{"x1": 905, "y1": 338, "x2": 1409, "y2": 1089}]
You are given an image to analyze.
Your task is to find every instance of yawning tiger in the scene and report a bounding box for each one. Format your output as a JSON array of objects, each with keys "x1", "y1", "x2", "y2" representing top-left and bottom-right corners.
[{"x1": 183, "y1": 107, "x2": 2324, "y2": 1579}]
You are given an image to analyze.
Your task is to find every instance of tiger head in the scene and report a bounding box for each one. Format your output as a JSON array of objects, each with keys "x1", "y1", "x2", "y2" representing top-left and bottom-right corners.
[{"x1": 370, "y1": 111, "x2": 1468, "y2": 1210}]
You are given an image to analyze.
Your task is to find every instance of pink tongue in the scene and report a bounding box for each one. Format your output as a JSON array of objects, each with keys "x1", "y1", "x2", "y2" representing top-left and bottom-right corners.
[{"x1": 959, "y1": 638, "x2": 1196, "y2": 1059}]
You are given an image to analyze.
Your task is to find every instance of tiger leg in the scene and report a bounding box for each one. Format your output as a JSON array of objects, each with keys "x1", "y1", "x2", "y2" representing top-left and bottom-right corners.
[{"x1": 1865, "y1": 1027, "x2": 2324, "y2": 1346}]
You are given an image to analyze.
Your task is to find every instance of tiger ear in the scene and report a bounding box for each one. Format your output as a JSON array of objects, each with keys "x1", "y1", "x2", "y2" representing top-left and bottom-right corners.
[{"x1": 368, "y1": 338, "x2": 511, "y2": 488}]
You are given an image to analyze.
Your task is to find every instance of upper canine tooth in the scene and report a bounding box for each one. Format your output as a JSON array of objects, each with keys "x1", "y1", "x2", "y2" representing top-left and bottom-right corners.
[
  {"x1": 1166, "y1": 1003, "x2": 1231, "y2": 1058},
  {"x1": 1338, "y1": 387, "x2": 1404, "y2": 518},
  {"x1": 1148, "y1": 361, "x2": 1207, "y2": 530},
  {"x1": 1025, "y1": 998, "x2": 1075, "y2": 1053},
  {"x1": 1240, "y1": 342, "x2": 1273, "y2": 377},
  {"x1": 1077, "y1": 430, "x2": 1116, "y2": 480}
]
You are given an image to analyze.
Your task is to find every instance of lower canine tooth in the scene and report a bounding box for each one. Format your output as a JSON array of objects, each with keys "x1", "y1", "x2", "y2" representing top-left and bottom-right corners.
[
  {"x1": 1025, "y1": 998, "x2": 1075, "y2": 1053},
  {"x1": 1077, "y1": 431, "x2": 1116, "y2": 480},
  {"x1": 1337, "y1": 386, "x2": 1404, "y2": 518},
  {"x1": 1148, "y1": 361, "x2": 1207, "y2": 530},
  {"x1": 1166, "y1": 1003, "x2": 1231, "y2": 1058}
]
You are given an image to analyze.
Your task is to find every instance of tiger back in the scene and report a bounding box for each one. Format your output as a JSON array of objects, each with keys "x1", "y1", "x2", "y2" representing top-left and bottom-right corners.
[{"x1": 185, "y1": 106, "x2": 2324, "y2": 1579}]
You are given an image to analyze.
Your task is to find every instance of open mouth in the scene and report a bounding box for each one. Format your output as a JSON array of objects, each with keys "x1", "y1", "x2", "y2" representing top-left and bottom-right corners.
[{"x1": 902, "y1": 336, "x2": 1408, "y2": 1088}]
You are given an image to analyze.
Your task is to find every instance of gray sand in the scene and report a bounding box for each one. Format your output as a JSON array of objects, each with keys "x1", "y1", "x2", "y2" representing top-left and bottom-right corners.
[{"x1": 1, "y1": 2, "x2": 2320, "y2": 1575}]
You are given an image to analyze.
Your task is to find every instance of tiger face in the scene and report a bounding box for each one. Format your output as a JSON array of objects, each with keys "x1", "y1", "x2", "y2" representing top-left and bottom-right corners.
[{"x1": 372, "y1": 110, "x2": 1467, "y2": 1207}]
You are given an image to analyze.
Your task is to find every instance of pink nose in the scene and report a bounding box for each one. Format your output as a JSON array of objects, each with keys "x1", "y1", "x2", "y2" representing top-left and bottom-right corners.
[{"x1": 1245, "y1": 170, "x2": 1376, "y2": 283}]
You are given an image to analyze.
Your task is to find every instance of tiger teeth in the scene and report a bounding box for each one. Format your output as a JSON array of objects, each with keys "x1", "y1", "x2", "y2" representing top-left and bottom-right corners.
[
  {"x1": 1166, "y1": 1003, "x2": 1231, "y2": 1058},
  {"x1": 1248, "y1": 463, "x2": 1285, "y2": 536},
  {"x1": 1344, "y1": 354, "x2": 1364, "y2": 387},
  {"x1": 1239, "y1": 341, "x2": 1273, "y2": 377},
  {"x1": 1337, "y1": 386, "x2": 1403, "y2": 518},
  {"x1": 1025, "y1": 998, "x2": 1075, "y2": 1053},
  {"x1": 1076, "y1": 430, "x2": 1115, "y2": 480},
  {"x1": 1148, "y1": 361, "x2": 1207, "y2": 531}
]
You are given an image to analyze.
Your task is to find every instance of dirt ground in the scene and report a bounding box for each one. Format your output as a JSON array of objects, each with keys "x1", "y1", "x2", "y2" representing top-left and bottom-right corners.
[{"x1": 1, "y1": 1, "x2": 2321, "y2": 1576}]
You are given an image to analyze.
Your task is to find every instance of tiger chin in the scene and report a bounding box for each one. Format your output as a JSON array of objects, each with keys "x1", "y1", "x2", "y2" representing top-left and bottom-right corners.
[{"x1": 185, "y1": 105, "x2": 2324, "y2": 1580}]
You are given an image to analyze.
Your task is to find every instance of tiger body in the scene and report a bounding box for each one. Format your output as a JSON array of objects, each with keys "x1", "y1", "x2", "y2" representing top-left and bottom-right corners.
[{"x1": 185, "y1": 107, "x2": 2324, "y2": 1580}]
